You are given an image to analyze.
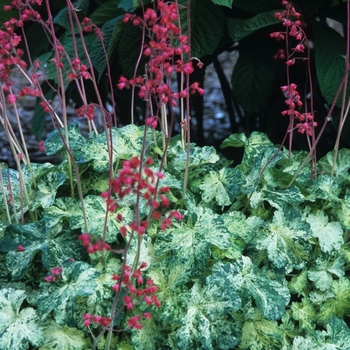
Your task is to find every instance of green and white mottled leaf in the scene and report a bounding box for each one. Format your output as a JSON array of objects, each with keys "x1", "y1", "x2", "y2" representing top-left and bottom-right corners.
[
  {"x1": 28, "y1": 163, "x2": 66, "y2": 210},
  {"x1": 154, "y1": 207, "x2": 230, "y2": 278},
  {"x1": 0, "y1": 288, "x2": 43, "y2": 349},
  {"x1": 307, "y1": 255, "x2": 345, "y2": 292},
  {"x1": 292, "y1": 317, "x2": 350, "y2": 350},
  {"x1": 334, "y1": 194, "x2": 350, "y2": 229},
  {"x1": 306, "y1": 211, "x2": 344, "y2": 253},
  {"x1": 175, "y1": 275, "x2": 240, "y2": 350},
  {"x1": 231, "y1": 256, "x2": 290, "y2": 320},
  {"x1": 317, "y1": 148, "x2": 350, "y2": 180},
  {"x1": 45, "y1": 123, "x2": 86, "y2": 156},
  {"x1": 291, "y1": 298, "x2": 316, "y2": 332},
  {"x1": 310, "y1": 175, "x2": 342, "y2": 203},
  {"x1": 319, "y1": 278, "x2": 350, "y2": 322},
  {"x1": 240, "y1": 309, "x2": 283, "y2": 350},
  {"x1": 70, "y1": 194, "x2": 133, "y2": 242},
  {"x1": 0, "y1": 221, "x2": 84, "y2": 280},
  {"x1": 199, "y1": 167, "x2": 244, "y2": 206},
  {"x1": 131, "y1": 317, "x2": 166, "y2": 350},
  {"x1": 220, "y1": 133, "x2": 247, "y2": 149},
  {"x1": 37, "y1": 261, "x2": 99, "y2": 325},
  {"x1": 78, "y1": 125, "x2": 144, "y2": 172},
  {"x1": 40, "y1": 320, "x2": 86, "y2": 350},
  {"x1": 255, "y1": 209, "x2": 312, "y2": 273},
  {"x1": 262, "y1": 185, "x2": 305, "y2": 210},
  {"x1": 168, "y1": 142, "x2": 220, "y2": 175}
]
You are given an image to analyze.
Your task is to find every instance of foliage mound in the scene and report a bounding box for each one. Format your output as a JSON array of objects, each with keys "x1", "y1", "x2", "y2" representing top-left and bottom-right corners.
[{"x1": 1, "y1": 125, "x2": 350, "y2": 349}]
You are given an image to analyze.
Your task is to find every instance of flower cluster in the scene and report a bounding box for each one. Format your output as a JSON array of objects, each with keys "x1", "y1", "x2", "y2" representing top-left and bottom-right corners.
[
  {"x1": 78, "y1": 233, "x2": 111, "y2": 254},
  {"x1": 101, "y1": 156, "x2": 183, "y2": 236},
  {"x1": 117, "y1": 0, "x2": 204, "y2": 127},
  {"x1": 271, "y1": 1, "x2": 305, "y2": 62},
  {"x1": 280, "y1": 84, "x2": 317, "y2": 136},
  {"x1": 76, "y1": 104, "x2": 96, "y2": 121},
  {"x1": 83, "y1": 314, "x2": 111, "y2": 328},
  {"x1": 68, "y1": 57, "x2": 91, "y2": 81},
  {"x1": 271, "y1": 1, "x2": 317, "y2": 137},
  {"x1": 44, "y1": 266, "x2": 63, "y2": 283},
  {"x1": 83, "y1": 261, "x2": 160, "y2": 331}
]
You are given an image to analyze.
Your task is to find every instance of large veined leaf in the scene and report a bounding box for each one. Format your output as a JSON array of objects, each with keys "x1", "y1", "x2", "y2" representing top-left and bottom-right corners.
[
  {"x1": 313, "y1": 20, "x2": 350, "y2": 108},
  {"x1": 53, "y1": 0, "x2": 89, "y2": 29},
  {"x1": 231, "y1": 34, "x2": 277, "y2": 115},
  {"x1": 231, "y1": 0, "x2": 281, "y2": 13},
  {"x1": 0, "y1": 221, "x2": 84, "y2": 280},
  {"x1": 255, "y1": 208, "x2": 312, "y2": 273},
  {"x1": 37, "y1": 261, "x2": 100, "y2": 325},
  {"x1": 306, "y1": 210, "x2": 344, "y2": 253},
  {"x1": 117, "y1": 20, "x2": 143, "y2": 77},
  {"x1": 231, "y1": 256, "x2": 290, "y2": 320},
  {"x1": 46, "y1": 33, "x2": 96, "y2": 85},
  {"x1": 154, "y1": 207, "x2": 230, "y2": 277},
  {"x1": 191, "y1": 0, "x2": 226, "y2": 58},
  {"x1": 211, "y1": 0, "x2": 233, "y2": 8},
  {"x1": 39, "y1": 320, "x2": 86, "y2": 350},
  {"x1": 227, "y1": 10, "x2": 281, "y2": 42},
  {"x1": 0, "y1": 288, "x2": 43, "y2": 349},
  {"x1": 89, "y1": 17, "x2": 123, "y2": 81}
]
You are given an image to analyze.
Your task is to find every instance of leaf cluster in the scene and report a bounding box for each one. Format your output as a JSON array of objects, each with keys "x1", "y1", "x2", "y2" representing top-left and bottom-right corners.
[{"x1": 0, "y1": 125, "x2": 350, "y2": 348}]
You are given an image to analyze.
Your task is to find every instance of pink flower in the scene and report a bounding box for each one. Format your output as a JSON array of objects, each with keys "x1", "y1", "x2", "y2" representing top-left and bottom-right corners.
[{"x1": 7, "y1": 94, "x2": 16, "y2": 104}]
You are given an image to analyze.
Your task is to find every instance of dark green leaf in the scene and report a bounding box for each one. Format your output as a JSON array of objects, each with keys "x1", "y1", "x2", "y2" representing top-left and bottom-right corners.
[
  {"x1": 231, "y1": 35, "x2": 277, "y2": 115},
  {"x1": 89, "y1": 17, "x2": 123, "y2": 81},
  {"x1": 191, "y1": 0, "x2": 226, "y2": 58},
  {"x1": 211, "y1": 0, "x2": 233, "y2": 8},
  {"x1": 232, "y1": 0, "x2": 281, "y2": 13},
  {"x1": 53, "y1": 0, "x2": 90, "y2": 29},
  {"x1": 313, "y1": 20, "x2": 350, "y2": 107},
  {"x1": 227, "y1": 10, "x2": 281, "y2": 42}
]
